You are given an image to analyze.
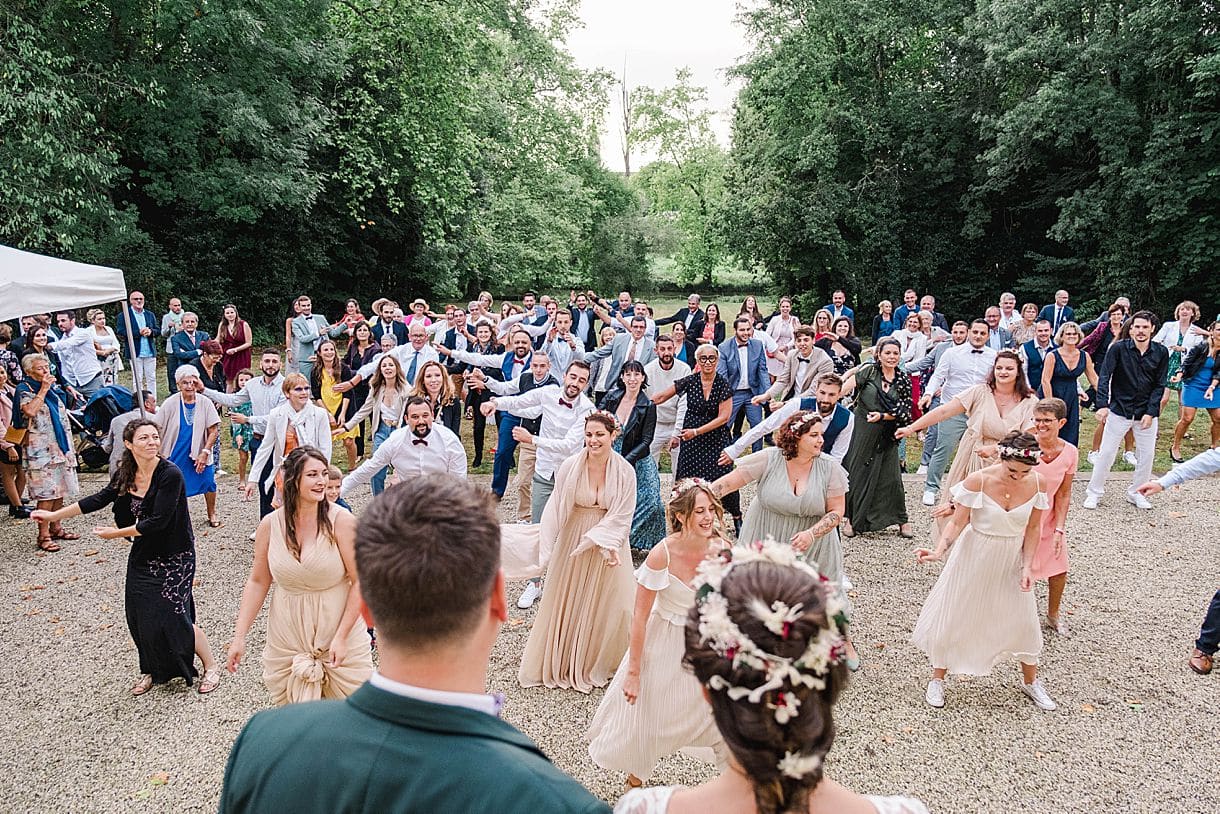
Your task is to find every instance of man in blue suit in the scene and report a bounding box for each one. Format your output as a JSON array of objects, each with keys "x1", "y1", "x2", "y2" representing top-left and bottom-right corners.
[
  {"x1": 219, "y1": 475, "x2": 609, "y2": 814},
  {"x1": 1039, "y1": 289, "x2": 1075, "y2": 334},
  {"x1": 822, "y1": 289, "x2": 855, "y2": 323},
  {"x1": 718, "y1": 317, "x2": 770, "y2": 454}
]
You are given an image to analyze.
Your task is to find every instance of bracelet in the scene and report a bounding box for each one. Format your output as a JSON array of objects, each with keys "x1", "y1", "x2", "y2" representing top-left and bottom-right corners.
[{"x1": 1054, "y1": 527, "x2": 1066, "y2": 534}]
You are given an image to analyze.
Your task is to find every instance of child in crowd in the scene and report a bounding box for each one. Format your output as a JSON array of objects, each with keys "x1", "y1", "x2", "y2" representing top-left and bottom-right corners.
[
  {"x1": 229, "y1": 369, "x2": 255, "y2": 482},
  {"x1": 326, "y1": 465, "x2": 353, "y2": 513}
]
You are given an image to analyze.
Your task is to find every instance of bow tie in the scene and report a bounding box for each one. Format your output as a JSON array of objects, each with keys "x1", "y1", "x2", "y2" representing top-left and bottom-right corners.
[
  {"x1": 558, "y1": 399, "x2": 573, "y2": 409},
  {"x1": 971, "y1": 349, "x2": 985, "y2": 354},
  {"x1": 412, "y1": 438, "x2": 428, "y2": 446},
  {"x1": 798, "y1": 357, "x2": 809, "y2": 364},
  {"x1": 737, "y1": 343, "x2": 749, "y2": 349}
]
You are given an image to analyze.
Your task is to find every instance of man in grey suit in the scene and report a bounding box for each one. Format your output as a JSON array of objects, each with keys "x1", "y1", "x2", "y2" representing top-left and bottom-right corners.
[
  {"x1": 982, "y1": 306, "x2": 1015, "y2": 350},
  {"x1": 580, "y1": 316, "x2": 655, "y2": 393},
  {"x1": 754, "y1": 326, "x2": 833, "y2": 405},
  {"x1": 718, "y1": 317, "x2": 770, "y2": 453}
]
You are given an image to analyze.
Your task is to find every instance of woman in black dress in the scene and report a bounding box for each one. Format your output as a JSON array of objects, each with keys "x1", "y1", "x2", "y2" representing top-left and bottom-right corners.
[
  {"x1": 343, "y1": 322, "x2": 378, "y2": 458},
  {"x1": 464, "y1": 323, "x2": 503, "y2": 467},
  {"x1": 31, "y1": 418, "x2": 222, "y2": 696},
  {"x1": 650, "y1": 344, "x2": 741, "y2": 528}
]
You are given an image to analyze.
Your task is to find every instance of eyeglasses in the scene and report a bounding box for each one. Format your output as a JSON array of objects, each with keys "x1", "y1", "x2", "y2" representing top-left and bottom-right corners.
[
  {"x1": 290, "y1": 386, "x2": 311, "y2": 392},
  {"x1": 696, "y1": 357, "x2": 717, "y2": 363},
  {"x1": 1032, "y1": 417, "x2": 1059, "y2": 425}
]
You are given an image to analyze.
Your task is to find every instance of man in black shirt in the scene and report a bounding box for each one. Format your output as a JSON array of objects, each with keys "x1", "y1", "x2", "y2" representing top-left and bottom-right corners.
[{"x1": 1083, "y1": 310, "x2": 1168, "y2": 510}]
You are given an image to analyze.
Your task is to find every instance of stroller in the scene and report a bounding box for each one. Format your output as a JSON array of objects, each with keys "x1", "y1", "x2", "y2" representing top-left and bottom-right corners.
[{"x1": 70, "y1": 385, "x2": 134, "y2": 470}]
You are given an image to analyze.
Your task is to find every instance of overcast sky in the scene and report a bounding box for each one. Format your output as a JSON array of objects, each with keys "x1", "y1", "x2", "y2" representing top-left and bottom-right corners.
[{"x1": 564, "y1": 0, "x2": 750, "y2": 172}]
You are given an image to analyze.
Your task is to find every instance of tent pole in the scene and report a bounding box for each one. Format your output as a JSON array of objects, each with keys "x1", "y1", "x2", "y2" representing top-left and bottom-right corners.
[{"x1": 120, "y1": 303, "x2": 146, "y2": 418}]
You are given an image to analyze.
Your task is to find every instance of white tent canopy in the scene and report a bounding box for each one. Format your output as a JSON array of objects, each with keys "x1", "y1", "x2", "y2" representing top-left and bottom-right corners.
[{"x1": 0, "y1": 244, "x2": 127, "y2": 323}]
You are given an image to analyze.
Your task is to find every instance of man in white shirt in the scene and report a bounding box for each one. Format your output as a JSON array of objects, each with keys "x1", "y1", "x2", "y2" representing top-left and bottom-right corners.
[
  {"x1": 644, "y1": 335, "x2": 690, "y2": 473},
  {"x1": 344, "y1": 323, "x2": 439, "y2": 392},
  {"x1": 48, "y1": 310, "x2": 104, "y2": 399},
  {"x1": 920, "y1": 319, "x2": 996, "y2": 504},
  {"x1": 983, "y1": 306, "x2": 1014, "y2": 350},
  {"x1": 202, "y1": 348, "x2": 287, "y2": 517},
  {"x1": 540, "y1": 310, "x2": 582, "y2": 373},
  {"x1": 580, "y1": 317, "x2": 656, "y2": 391},
  {"x1": 722, "y1": 374, "x2": 855, "y2": 463},
  {"x1": 341, "y1": 397, "x2": 467, "y2": 497},
  {"x1": 998, "y1": 292, "x2": 1022, "y2": 330},
  {"x1": 485, "y1": 361, "x2": 593, "y2": 609}
]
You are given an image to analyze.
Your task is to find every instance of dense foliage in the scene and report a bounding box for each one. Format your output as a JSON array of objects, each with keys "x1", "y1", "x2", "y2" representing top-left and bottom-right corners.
[
  {"x1": 1, "y1": 0, "x2": 647, "y2": 326},
  {"x1": 724, "y1": 0, "x2": 1220, "y2": 321}
]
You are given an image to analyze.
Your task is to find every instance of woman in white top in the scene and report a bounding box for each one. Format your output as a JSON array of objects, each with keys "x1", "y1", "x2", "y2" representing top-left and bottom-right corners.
[
  {"x1": 340, "y1": 354, "x2": 409, "y2": 496},
  {"x1": 765, "y1": 297, "x2": 799, "y2": 378},
  {"x1": 893, "y1": 312, "x2": 928, "y2": 368},
  {"x1": 615, "y1": 538, "x2": 927, "y2": 814},
  {"x1": 87, "y1": 308, "x2": 123, "y2": 386},
  {"x1": 1153, "y1": 300, "x2": 1208, "y2": 411}
]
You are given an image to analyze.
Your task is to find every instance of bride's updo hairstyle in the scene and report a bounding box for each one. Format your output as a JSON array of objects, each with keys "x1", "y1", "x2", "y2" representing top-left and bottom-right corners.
[
  {"x1": 996, "y1": 430, "x2": 1041, "y2": 465},
  {"x1": 683, "y1": 541, "x2": 850, "y2": 814}
]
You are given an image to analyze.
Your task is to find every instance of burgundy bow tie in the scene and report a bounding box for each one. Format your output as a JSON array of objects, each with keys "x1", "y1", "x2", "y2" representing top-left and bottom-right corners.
[
  {"x1": 412, "y1": 438, "x2": 428, "y2": 446},
  {"x1": 558, "y1": 399, "x2": 573, "y2": 409}
]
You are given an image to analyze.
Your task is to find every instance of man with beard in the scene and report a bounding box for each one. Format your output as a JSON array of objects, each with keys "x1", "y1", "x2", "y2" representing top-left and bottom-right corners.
[
  {"x1": 341, "y1": 397, "x2": 467, "y2": 497},
  {"x1": 484, "y1": 360, "x2": 593, "y2": 609},
  {"x1": 720, "y1": 373, "x2": 854, "y2": 463},
  {"x1": 202, "y1": 348, "x2": 287, "y2": 519},
  {"x1": 644, "y1": 334, "x2": 690, "y2": 472},
  {"x1": 440, "y1": 330, "x2": 535, "y2": 500}
]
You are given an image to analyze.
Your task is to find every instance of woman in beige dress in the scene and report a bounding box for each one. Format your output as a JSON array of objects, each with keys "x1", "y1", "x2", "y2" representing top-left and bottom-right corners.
[
  {"x1": 587, "y1": 479, "x2": 728, "y2": 787},
  {"x1": 514, "y1": 411, "x2": 637, "y2": 692},
  {"x1": 896, "y1": 350, "x2": 1037, "y2": 516},
  {"x1": 226, "y1": 446, "x2": 371, "y2": 704}
]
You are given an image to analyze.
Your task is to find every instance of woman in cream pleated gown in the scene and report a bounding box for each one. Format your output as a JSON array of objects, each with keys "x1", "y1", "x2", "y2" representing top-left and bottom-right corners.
[
  {"x1": 515, "y1": 411, "x2": 637, "y2": 692},
  {"x1": 587, "y1": 478, "x2": 729, "y2": 786},
  {"x1": 226, "y1": 446, "x2": 372, "y2": 704}
]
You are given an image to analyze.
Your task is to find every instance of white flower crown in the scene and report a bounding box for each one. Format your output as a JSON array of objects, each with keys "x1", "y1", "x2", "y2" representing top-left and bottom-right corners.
[
  {"x1": 996, "y1": 443, "x2": 1041, "y2": 463},
  {"x1": 787, "y1": 410, "x2": 822, "y2": 434},
  {"x1": 669, "y1": 476, "x2": 711, "y2": 504},
  {"x1": 693, "y1": 538, "x2": 849, "y2": 780}
]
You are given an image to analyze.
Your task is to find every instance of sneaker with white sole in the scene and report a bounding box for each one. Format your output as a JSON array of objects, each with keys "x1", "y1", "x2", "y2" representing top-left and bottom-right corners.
[
  {"x1": 1087, "y1": 451, "x2": 1098, "y2": 465},
  {"x1": 921, "y1": 489, "x2": 937, "y2": 507},
  {"x1": 1123, "y1": 451, "x2": 1138, "y2": 466},
  {"x1": 1082, "y1": 493, "x2": 1100, "y2": 510},
  {"x1": 925, "y1": 678, "x2": 945, "y2": 708},
  {"x1": 1021, "y1": 679, "x2": 1057, "y2": 711},
  {"x1": 915, "y1": 465, "x2": 928, "y2": 475},
  {"x1": 1126, "y1": 492, "x2": 1153, "y2": 510},
  {"x1": 516, "y1": 580, "x2": 542, "y2": 609}
]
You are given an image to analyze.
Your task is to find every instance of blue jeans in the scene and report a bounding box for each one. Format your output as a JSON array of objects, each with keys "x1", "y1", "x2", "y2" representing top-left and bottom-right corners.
[
  {"x1": 729, "y1": 389, "x2": 763, "y2": 452},
  {"x1": 920, "y1": 396, "x2": 942, "y2": 466},
  {"x1": 1196, "y1": 589, "x2": 1220, "y2": 656},
  {"x1": 491, "y1": 415, "x2": 522, "y2": 497},
  {"x1": 370, "y1": 423, "x2": 394, "y2": 495},
  {"x1": 925, "y1": 411, "x2": 969, "y2": 493}
]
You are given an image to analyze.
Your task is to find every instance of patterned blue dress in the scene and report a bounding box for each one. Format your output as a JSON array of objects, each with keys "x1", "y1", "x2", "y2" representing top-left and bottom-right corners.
[{"x1": 613, "y1": 436, "x2": 667, "y2": 551}]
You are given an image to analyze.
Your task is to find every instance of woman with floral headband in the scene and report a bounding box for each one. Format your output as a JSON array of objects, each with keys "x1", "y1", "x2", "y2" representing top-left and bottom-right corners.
[
  {"x1": 588, "y1": 478, "x2": 729, "y2": 788},
  {"x1": 912, "y1": 431, "x2": 1056, "y2": 711},
  {"x1": 712, "y1": 410, "x2": 859, "y2": 671},
  {"x1": 615, "y1": 539, "x2": 927, "y2": 814}
]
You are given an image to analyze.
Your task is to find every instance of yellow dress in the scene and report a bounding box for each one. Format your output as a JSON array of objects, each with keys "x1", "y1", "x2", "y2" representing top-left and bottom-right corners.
[
  {"x1": 321, "y1": 370, "x2": 359, "y2": 441},
  {"x1": 263, "y1": 504, "x2": 372, "y2": 705}
]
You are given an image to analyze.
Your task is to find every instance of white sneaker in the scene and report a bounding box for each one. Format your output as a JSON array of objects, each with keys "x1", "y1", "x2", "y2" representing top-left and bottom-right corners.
[
  {"x1": 1021, "y1": 679, "x2": 1057, "y2": 711},
  {"x1": 1123, "y1": 451, "x2": 1138, "y2": 466},
  {"x1": 216, "y1": 468, "x2": 227, "y2": 477},
  {"x1": 925, "y1": 679, "x2": 945, "y2": 708},
  {"x1": 921, "y1": 489, "x2": 937, "y2": 507},
  {"x1": 915, "y1": 465, "x2": 928, "y2": 475},
  {"x1": 516, "y1": 580, "x2": 542, "y2": 609},
  {"x1": 247, "y1": 530, "x2": 257, "y2": 541},
  {"x1": 1126, "y1": 492, "x2": 1153, "y2": 510},
  {"x1": 1082, "y1": 493, "x2": 1100, "y2": 510},
  {"x1": 842, "y1": 575, "x2": 854, "y2": 591},
  {"x1": 1087, "y1": 451, "x2": 1098, "y2": 465}
]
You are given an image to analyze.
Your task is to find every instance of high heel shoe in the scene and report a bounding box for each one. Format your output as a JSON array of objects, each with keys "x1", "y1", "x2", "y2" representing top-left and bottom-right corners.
[{"x1": 1170, "y1": 449, "x2": 1184, "y2": 464}]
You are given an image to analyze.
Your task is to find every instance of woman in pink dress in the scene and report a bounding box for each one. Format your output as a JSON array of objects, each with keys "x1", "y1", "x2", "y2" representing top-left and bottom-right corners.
[{"x1": 1029, "y1": 397, "x2": 1079, "y2": 637}]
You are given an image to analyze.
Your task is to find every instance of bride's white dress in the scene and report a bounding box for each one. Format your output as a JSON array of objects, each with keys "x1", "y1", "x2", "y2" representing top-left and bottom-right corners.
[
  {"x1": 912, "y1": 481, "x2": 1048, "y2": 674},
  {"x1": 615, "y1": 786, "x2": 929, "y2": 814}
]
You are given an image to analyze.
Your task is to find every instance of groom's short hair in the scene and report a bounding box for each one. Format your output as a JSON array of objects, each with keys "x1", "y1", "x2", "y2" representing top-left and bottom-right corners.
[{"x1": 356, "y1": 476, "x2": 499, "y2": 648}]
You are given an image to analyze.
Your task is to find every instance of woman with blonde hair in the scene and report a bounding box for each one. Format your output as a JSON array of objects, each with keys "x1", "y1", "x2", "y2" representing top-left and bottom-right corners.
[
  {"x1": 86, "y1": 309, "x2": 122, "y2": 386},
  {"x1": 1154, "y1": 300, "x2": 1207, "y2": 413},
  {"x1": 408, "y1": 359, "x2": 461, "y2": 435},
  {"x1": 588, "y1": 478, "x2": 727, "y2": 788},
  {"x1": 872, "y1": 299, "x2": 897, "y2": 343},
  {"x1": 227, "y1": 446, "x2": 372, "y2": 704},
  {"x1": 339, "y1": 354, "x2": 408, "y2": 494}
]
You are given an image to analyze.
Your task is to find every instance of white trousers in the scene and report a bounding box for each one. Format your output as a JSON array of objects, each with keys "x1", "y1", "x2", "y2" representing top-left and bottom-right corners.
[
  {"x1": 130, "y1": 356, "x2": 159, "y2": 401},
  {"x1": 1086, "y1": 413, "x2": 1157, "y2": 498},
  {"x1": 650, "y1": 423, "x2": 679, "y2": 476}
]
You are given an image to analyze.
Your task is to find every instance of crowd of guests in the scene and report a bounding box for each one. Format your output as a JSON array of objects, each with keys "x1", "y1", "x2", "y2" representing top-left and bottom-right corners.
[{"x1": 3, "y1": 283, "x2": 1219, "y2": 813}]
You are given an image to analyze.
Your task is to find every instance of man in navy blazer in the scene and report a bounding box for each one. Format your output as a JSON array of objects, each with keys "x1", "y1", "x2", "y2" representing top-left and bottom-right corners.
[
  {"x1": 116, "y1": 291, "x2": 161, "y2": 398},
  {"x1": 821, "y1": 289, "x2": 855, "y2": 323},
  {"x1": 370, "y1": 300, "x2": 408, "y2": 347},
  {"x1": 168, "y1": 312, "x2": 210, "y2": 395},
  {"x1": 567, "y1": 292, "x2": 598, "y2": 351},
  {"x1": 655, "y1": 293, "x2": 706, "y2": 337},
  {"x1": 1039, "y1": 289, "x2": 1075, "y2": 334},
  {"x1": 718, "y1": 317, "x2": 770, "y2": 453}
]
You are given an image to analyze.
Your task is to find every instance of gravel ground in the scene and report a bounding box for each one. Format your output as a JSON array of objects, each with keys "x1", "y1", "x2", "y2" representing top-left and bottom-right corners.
[{"x1": 0, "y1": 469, "x2": 1216, "y2": 812}]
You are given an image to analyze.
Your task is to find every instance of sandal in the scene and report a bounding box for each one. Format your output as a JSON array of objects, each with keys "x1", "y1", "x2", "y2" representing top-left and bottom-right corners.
[
  {"x1": 207, "y1": 518, "x2": 223, "y2": 528},
  {"x1": 198, "y1": 667, "x2": 222, "y2": 694},
  {"x1": 50, "y1": 527, "x2": 80, "y2": 541},
  {"x1": 1189, "y1": 649, "x2": 1213, "y2": 675},
  {"x1": 1170, "y1": 449, "x2": 1185, "y2": 464},
  {"x1": 130, "y1": 674, "x2": 154, "y2": 696},
  {"x1": 37, "y1": 536, "x2": 61, "y2": 553},
  {"x1": 898, "y1": 524, "x2": 915, "y2": 539}
]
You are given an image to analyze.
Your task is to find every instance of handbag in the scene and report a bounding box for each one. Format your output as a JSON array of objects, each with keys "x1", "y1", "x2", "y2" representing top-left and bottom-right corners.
[{"x1": 3, "y1": 426, "x2": 26, "y2": 445}]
